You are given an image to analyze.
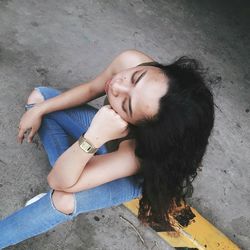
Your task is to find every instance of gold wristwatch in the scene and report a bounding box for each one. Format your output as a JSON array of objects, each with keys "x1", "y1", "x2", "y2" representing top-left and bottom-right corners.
[{"x1": 78, "y1": 133, "x2": 98, "y2": 154}]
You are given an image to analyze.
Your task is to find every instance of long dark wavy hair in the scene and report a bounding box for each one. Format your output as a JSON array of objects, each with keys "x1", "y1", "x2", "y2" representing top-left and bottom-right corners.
[{"x1": 128, "y1": 56, "x2": 215, "y2": 228}]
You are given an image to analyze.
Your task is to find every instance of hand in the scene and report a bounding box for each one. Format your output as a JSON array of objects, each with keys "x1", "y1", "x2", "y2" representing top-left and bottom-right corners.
[
  {"x1": 85, "y1": 105, "x2": 129, "y2": 147},
  {"x1": 17, "y1": 104, "x2": 44, "y2": 144}
]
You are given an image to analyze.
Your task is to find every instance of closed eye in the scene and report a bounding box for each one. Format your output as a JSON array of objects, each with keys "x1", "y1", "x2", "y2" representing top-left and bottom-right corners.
[
  {"x1": 124, "y1": 70, "x2": 147, "y2": 117},
  {"x1": 128, "y1": 70, "x2": 147, "y2": 117},
  {"x1": 131, "y1": 70, "x2": 139, "y2": 84},
  {"x1": 121, "y1": 71, "x2": 138, "y2": 115},
  {"x1": 122, "y1": 99, "x2": 126, "y2": 114},
  {"x1": 122, "y1": 100, "x2": 131, "y2": 117}
]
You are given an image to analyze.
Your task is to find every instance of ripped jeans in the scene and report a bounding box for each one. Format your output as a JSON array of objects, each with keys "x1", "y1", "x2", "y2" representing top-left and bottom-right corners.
[{"x1": 0, "y1": 86, "x2": 143, "y2": 249}]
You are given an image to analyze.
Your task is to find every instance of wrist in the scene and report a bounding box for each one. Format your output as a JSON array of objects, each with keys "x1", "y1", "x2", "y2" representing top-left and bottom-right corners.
[
  {"x1": 84, "y1": 130, "x2": 105, "y2": 149},
  {"x1": 34, "y1": 102, "x2": 47, "y2": 116}
]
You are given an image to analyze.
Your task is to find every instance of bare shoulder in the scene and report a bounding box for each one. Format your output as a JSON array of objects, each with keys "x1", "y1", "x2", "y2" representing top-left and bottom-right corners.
[
  {"x1": 112, "y1": 49, "x2": 156, "y2": 74},
  {"x1": 88, "y1": 49, "x2": 155, "y2": 98}
]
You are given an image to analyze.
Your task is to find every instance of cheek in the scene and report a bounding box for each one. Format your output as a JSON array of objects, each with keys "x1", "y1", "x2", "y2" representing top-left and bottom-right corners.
[
  {"x1": 108, "y1": 96, "x2": 131, "y2": 122},
  {"x1": 108, "y1": 97, "x2": 122, "y2": 114},
  {"x1": 120, "y1": 113, "x2": 130, "y2": 122}
]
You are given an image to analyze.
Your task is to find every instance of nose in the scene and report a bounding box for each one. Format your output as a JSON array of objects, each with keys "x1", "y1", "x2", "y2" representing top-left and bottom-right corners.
[{"x1": 111, "y1": 79, "x2": 130, "y2": 97}]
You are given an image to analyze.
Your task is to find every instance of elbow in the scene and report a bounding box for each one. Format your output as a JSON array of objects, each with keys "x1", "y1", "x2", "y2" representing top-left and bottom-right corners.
[
  {"x1": 47, "y1": 174, "x2": 60, "y2": 190},
  {"x1": 47, "y1": 174, "x2": 75, "y2": 191}
]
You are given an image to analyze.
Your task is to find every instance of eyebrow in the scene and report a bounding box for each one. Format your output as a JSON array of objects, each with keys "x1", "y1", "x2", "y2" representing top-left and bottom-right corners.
[{"x1": 128, "y1": 70, "x2": 147, "y2": 117}]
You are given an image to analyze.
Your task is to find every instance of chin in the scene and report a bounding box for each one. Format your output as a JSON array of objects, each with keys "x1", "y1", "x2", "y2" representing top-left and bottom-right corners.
[{"x1": 108, "y1": 99, "x2": 129, "y2": 122}]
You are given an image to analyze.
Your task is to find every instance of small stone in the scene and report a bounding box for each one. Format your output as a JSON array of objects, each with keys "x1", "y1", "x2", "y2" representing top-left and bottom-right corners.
[
  {"x1": 94, "y1": 216, "x2": 100, "y2": 221},
  {"x1": 31, "y1": 21, "x2": 39, "y2": 27}
]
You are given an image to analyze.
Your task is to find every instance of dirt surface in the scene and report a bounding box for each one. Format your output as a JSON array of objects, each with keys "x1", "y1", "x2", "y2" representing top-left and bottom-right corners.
[{"x1": 0, "y1": 0, "x2": 249, "y2": 249}]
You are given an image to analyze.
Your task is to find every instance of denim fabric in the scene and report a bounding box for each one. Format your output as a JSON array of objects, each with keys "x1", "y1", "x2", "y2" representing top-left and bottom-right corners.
[{"x1": 0, "y1": 86, "x2": 144, "y2": 249}]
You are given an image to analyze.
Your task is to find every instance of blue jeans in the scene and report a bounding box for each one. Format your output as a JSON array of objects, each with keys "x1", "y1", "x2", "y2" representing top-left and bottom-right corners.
[{"x1": 0, "y1": 86, "x2": 144, "y2": 249}]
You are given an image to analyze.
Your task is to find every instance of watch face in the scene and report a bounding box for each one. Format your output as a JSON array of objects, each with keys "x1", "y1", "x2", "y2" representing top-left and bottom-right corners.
[{"x1": 80, "y1": 140, "x2": 91, "y2": 152}]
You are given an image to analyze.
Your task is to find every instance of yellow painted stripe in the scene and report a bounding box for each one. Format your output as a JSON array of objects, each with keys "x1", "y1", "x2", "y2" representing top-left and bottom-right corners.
[{"x1": 123, "y1": 198, "x2": 240, "y2": 249}]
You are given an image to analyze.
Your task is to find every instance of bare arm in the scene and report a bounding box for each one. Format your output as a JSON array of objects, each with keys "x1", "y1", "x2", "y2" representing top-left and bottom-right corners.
[
  {"x1": 47, "y1": 129, "x2": 105, "y2": 190},
  {"x1": 36, "y1": 49, "x2": 154, "y2": 115},
  {"x1": 36, "y1": 67, "x2": 110, "y2": 115},
  {"x1": 48, "y1": 140, "x2": 140, "y2": 192}
]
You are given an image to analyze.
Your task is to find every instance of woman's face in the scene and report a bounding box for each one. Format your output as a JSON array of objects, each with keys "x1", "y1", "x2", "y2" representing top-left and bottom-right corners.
[{"x1": 106, "y1": 65, "x2": 168, "y2": 125}]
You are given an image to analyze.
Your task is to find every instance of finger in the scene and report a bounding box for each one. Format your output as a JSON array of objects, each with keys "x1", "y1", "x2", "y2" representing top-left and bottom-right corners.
[
  {"x1": 113, "y1": 111, "x2": 120, "y2": 117},
  {"x1": 27, "y1": 128, "x2": 35, "y2": 143},
  {"x1": 16, "y1": 135, "x2": 20, "y2": 144},
  {"x1": 105, "y1": 104, "x2": 112, "y2": 109},
  {"x1": 102, "y1": 105, "x2": 111, "y2": 110},
  {"x1": 120, "y1": 128, "x2": 129, "y2": 138},
  {"x1": 123, "y1": 125, "x2": 130, "y2": 133},
  {"x1": 17, "y1": 128, "x2": 25, "y2": 144},
  {"x1": 117, "y1": 115, "x2": 128, "y2": 125}
]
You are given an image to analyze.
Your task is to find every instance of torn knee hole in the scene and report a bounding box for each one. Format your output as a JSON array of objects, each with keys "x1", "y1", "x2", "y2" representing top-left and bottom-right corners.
[{"x1": 51, "y1": 190, "x2": 75, "y2": 215}]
